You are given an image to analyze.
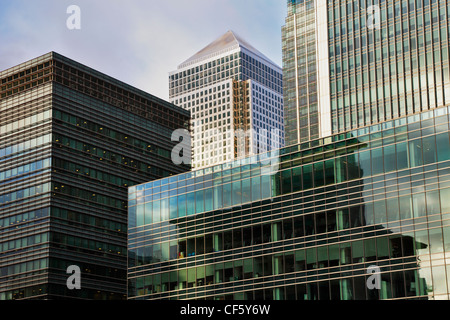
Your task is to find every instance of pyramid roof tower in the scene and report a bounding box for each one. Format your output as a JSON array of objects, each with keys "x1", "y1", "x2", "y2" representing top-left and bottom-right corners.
[{"x1": 178, "y1": 30, "x2": 278, "y2": 70}]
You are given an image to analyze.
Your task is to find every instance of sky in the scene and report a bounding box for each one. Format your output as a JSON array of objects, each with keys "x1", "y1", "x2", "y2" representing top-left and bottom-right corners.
[{"x1": 0, "y1": 0, "x2": 287, "y2": 101}]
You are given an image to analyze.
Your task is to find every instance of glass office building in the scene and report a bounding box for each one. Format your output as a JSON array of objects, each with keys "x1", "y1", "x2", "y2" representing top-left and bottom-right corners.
[
  {"x1": 0, "y1": 52, "x2": 190, "y2": 300},
  {"x1": 170, "y1": 31, "x2": 284, "y2": 170},
  {"x1": 283, "y1": 0, "x2": 327, "y2": 145},
  {"x1": 283, "y1": 0, "x2": 450, "y2": 145},
  {"x1": 129, "y1": 105, "x2": 450, "y2": 300}
]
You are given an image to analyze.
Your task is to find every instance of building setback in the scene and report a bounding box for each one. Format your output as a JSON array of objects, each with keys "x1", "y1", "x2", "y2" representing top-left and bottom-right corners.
[
  {"x1": 0, "y1": 52, "x2": 190, "y2": 300},
  {"x1": 170, "y1": 31, "x2": 285, "y2": 170},
  {"x1": 283, "y1": 0, "x2": 450, "y2": 145},
  {"x1": 129, "y1": 105, "x2": 450, "y2": 300}
]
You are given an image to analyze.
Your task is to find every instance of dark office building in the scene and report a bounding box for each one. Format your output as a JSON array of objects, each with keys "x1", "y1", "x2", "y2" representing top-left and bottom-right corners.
[
  {"x1": 128, "y1": 105, "x2": 450, "y2": 300},
  {"x1": 0, "y1": 52, "x2": 190, "y2": 300}
]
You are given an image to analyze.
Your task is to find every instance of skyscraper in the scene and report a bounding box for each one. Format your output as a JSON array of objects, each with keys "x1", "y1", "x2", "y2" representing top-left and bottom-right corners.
[
  {"x1": 128, "y1": 104, "x2": 450, "y2": 300},
  {"x1": 283, "y1": 0, "x2": 331, "y2": 145},
  {"x1": 127, "y1": 0, "x2": 450, "y2": 301},
  {"x1": 0, "y1": 52, "x2": 190, "y2": 300},
  {"x1": 169, "y1": 31, "x2": 285, "y2": 169},
  {"x1": 283, "y1": 0, "x2": 450, "y2": 146}
]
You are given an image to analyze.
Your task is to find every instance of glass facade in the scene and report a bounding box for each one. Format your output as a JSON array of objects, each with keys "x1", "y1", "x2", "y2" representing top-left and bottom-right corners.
[
  {"x1": 328, "y1": 0, "x2": 450, "y2": 134},
  {"x1": 0, "y1": 52, "x2": 190, "y2": 300},
  {"x1": 283, "y1": 0, "x2": 321, "y2": 145},
  {"x1": 129, "y1": 106, "x2": 450, "y2": 300},
  {"x1": 283, "y1": 0, "x2": 450, "y2": 146}
]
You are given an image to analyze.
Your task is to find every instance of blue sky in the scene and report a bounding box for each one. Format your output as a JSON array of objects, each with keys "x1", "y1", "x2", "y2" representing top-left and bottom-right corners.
[{"x1": 0, "y1": 0, "x2": 286, "y2": 100}]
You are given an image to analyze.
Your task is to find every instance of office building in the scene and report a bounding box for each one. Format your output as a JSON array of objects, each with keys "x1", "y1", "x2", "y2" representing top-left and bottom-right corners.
[
  {"x1": 0, "y1": 52, "x2": 190, "y2": 299},
  {"x1": 283, "y1": 0, "x2": 450, "y2": 145},
  {"x1": 169, "y1": 30, "x2": 285, "y2": 169},
  {"x1": 128, "y1": 105, "x2": 450, "y2": 300}
]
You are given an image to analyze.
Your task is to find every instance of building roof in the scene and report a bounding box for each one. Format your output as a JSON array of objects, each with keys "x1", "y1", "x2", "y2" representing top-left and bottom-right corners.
[{"x1": 178, "y1": 30, "x2": 278, "y2": 69}]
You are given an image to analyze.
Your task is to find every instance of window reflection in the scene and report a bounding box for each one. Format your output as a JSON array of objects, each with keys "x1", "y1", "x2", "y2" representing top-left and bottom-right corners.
[{"x1": 129, "y1": 110, "x2": 450, "y2": 300}]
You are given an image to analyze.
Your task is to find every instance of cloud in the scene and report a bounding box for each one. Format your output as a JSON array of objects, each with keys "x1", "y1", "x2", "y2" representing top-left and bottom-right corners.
[{"x1": 0, "y1": 0, "x2": 286, "y2": 100}]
